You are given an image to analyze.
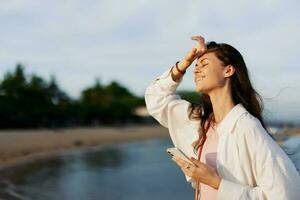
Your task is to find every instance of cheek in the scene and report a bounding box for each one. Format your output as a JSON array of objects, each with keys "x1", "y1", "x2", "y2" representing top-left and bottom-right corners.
[
  {"x1": 212, "y1": 75, "x2": 227, "y2": 88},
  {"x1": 210, "y1": 68, "x2": 224, "y2": 81},
  {"x1": 209, "y1": 73, "x2": 224, "y2": 85},
  {"x1": 194, "y1": 72, "x2": 223, "y2": 88}
]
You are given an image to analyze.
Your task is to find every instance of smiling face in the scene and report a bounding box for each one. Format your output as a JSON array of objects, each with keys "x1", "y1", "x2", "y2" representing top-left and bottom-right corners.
[{"x1": 194, "y1": 52, "x2": 234, "y2": 94}]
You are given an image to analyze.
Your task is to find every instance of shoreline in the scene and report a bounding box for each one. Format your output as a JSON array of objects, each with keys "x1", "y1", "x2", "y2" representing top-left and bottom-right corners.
[
  {"x1": 0, "y1": 125, "x2": 299, "y2": 172},
  {"x1": 0, "y1": 125, "x2": 169, "y2": 171}
]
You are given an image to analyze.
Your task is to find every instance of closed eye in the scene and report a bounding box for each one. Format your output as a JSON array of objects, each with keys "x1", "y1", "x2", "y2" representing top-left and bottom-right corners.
[{"x1": 196, "y1": 63, "x2": 208, "y2": 68}]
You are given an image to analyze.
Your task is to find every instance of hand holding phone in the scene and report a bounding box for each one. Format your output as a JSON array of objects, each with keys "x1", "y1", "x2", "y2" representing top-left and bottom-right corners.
[{"x1": 166, "y1": 147, "x2": 194, "y2": 165}]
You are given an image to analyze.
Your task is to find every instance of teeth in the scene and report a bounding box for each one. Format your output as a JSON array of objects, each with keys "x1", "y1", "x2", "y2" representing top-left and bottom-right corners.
[{"x1": 195, "y1": 76, "x2": 205, "y2": 81}]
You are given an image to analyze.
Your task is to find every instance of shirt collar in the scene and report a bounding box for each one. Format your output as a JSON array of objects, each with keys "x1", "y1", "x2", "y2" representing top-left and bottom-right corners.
[{"x1": 216, "y1": 103, "x2": 248, "y2": 134}]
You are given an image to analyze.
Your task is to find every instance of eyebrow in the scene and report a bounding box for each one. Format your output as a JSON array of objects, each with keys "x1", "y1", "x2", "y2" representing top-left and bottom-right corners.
[{"x1": 198, "y1": 58, "x2": 209, "y2": 63}]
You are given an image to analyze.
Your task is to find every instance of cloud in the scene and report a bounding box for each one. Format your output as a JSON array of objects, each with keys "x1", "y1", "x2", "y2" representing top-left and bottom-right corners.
[{"x1": 0, "y1": 0, "x2": 299, "y2": 122}]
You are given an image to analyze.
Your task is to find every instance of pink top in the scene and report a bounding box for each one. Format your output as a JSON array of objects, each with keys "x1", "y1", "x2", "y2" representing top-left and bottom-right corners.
[{"x1": 199, "y1": 125, "x2": 219, "y2": 200}]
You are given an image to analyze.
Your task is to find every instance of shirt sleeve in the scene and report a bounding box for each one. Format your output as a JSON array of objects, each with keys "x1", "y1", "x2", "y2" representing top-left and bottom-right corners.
[
  {"x1": 144, "y1": 67, "x2": 192, "y2": 128},
  {"x1": 217, "y1": 119, "x2": 300, "y2": 200},
  {"x1": 145, "y1": 66, "x2": 200, "y2": 189}
]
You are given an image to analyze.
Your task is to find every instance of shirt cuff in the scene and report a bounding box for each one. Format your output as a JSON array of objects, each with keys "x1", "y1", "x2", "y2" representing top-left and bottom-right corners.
[{"x1": 152, "y1": 67, "x2": 183, "y2": 93}]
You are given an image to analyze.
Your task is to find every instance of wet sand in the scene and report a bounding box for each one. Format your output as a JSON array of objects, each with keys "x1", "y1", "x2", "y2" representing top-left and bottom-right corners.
[{"x1": 0, "y1": 125, "x2": 169, "y2": 170}]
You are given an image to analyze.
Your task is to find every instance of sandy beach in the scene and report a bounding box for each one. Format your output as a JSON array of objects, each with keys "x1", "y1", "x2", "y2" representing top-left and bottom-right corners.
[
  {"x1": 0, "y1": 125, "x2": 299, "y2": 171},
  {"x1": 0, "y1": 125, "x2": 169, "y2": 170}
]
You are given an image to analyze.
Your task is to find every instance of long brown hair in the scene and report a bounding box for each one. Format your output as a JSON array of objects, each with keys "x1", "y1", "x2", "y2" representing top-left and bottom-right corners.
[{"x1": 192, "y1": 41, "x2": 274, "y2": 154}]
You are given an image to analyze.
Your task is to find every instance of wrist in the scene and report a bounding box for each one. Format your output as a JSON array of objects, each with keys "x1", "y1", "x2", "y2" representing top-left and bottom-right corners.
[
  {"x1": 178, "y1": 59, "x2": 190, "y2": 70},
  {"x1": 175, "y1": 61, "x2": 186, "y2": 75}
]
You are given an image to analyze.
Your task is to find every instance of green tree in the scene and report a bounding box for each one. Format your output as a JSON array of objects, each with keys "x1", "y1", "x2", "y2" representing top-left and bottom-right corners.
[
  {"x1": 80, "y1": 80, "x2": 144, "y2": 124},
  {"x1": 177, "y1": 90, "x2": 203, "y2": 104}
]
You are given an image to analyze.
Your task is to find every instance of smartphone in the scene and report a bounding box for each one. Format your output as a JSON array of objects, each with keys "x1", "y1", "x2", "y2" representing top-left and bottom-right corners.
[{"x1": 166, "y1": 147, "x2": 194, "y2": 164}]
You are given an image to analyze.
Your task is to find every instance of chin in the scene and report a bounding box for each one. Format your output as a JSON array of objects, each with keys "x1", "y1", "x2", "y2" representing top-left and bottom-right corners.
[
  {"x1": 196, "y1": 87, "x2": 206, "y2": 94},
  {"x1": 195, "y1": 85, "x2": 210, "y2": 94}
]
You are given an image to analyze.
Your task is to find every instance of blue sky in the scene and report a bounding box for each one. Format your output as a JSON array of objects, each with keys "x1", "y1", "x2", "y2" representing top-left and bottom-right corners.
[{"x1": 0, "y1": 0, "x2": 299, "y2": 123}]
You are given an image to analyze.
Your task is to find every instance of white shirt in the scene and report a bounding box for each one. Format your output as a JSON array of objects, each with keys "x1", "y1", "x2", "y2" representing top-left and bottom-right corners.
[{"x1": 144, "y1": 67, "x2": 300, "y2": 200}]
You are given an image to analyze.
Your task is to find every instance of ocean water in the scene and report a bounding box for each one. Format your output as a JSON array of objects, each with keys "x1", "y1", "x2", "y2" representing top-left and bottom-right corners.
[
  {"x1": 280, "y1": 136, "x2": 300, "y2": 174},
  {"x1": 0, "y1": 136, "x2": 299, "y2": 200},
  {"x1": 0, "y1": 139, "x2": 194, "y2": 200}
]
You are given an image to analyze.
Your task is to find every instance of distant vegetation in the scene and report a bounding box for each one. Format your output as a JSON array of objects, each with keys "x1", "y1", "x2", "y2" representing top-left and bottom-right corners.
[
  {"x1": 0, "y1": 64, "x2": 203, "y2": 129},
  {"x1": 177, "y1": 90, "x2": 203, "y2": 105},
  {"x1": 0, "y1": 64, "x2": 145, "y2": 128}
]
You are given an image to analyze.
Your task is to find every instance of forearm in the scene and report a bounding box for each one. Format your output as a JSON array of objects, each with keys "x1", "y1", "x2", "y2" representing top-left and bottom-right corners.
[
  {"x1": 171, "y1": 59, "x2": 191, "y2": 82},
  {"x1": 144, "y1": 65, "x2": 190, "y2": 128}
]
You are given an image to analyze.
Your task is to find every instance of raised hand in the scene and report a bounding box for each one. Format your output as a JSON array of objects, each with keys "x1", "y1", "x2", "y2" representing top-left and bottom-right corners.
[
  {"x1": 184, "y1": 36, "x2": 207, "y2": 65},
  {"x1": 171, "y1": 35, "x2": 207, "y2": 81},
  {"x1": 178, "y1": 36, "x2": 207, "y2": 71}
]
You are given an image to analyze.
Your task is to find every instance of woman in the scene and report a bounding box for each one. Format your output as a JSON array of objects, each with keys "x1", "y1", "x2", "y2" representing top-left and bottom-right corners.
[{"x1": 145, "y1": 35, "x2": 300, "y2": 200}]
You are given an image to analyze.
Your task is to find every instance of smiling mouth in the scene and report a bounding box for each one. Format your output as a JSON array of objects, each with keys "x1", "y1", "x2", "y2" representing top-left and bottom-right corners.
[{"x1": 197, "y1": 76, "x2": 206, "y2": 81}]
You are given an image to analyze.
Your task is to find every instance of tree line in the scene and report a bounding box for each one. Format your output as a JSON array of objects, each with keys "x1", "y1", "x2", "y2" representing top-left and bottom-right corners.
[{"x1": 0, "y1": 64, "x2": 202, "y2": 129}]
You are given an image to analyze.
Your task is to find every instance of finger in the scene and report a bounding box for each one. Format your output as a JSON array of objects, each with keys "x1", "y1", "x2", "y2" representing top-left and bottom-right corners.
[
  {"x1": 182, "y1": 168, "x2": 193, "y2": 177},
  {"x1": 189, "y1": 47, "x2": 197, "y2": 54},
  {"x1": 172, "y1": 156, "x2": 187, "y2": 167},
  {"x1": 191, "y1": 36, "x2": 205, "y2": 48},
  {"x1": 178, "y1": 161, "x2": 192, "y2": 172},
  {"x1": 190, "y1": 157, "x2": 201, "y2": 167},
  {"x1": 185, "y1": 48, "x2": 198, "y2": 62},
  {"x1": 191, "y1": 36, "x2": 207, "y2": 55},
  {"x1": 173, "y1": 158, "x2": 193, "y2": 171},
  {"x1": 172, "y1": 159, "x2": 188, "y2": 172},
  {"x1": 171, "y1": 156, "x2": 182, "y2": 166},
  {"x1": 191, "y1": 36, "x2": 203, "y2": 51},
  {"x1": 191, "y1": 35, "x2": 203, "y2": 41},
  {"x1": 173, "y1": 155, "x2": 196, "y2": 167}
]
